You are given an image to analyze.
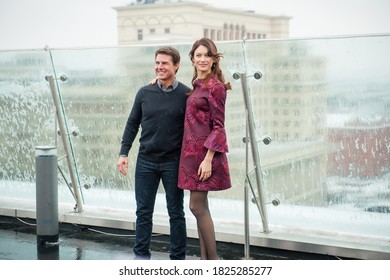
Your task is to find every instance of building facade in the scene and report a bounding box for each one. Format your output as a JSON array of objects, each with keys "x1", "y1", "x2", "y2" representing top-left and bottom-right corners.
[
  {"x1": 113, "y1": 1, "x2": 291, "y2": 45},
  {"x1": 328, "y1": 116, "x2": 390, "y2": 178}
]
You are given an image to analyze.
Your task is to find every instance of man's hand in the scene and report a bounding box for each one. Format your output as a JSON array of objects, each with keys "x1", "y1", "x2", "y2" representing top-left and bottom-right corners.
[{"x1": 117, "y1": 156, "x2": 128, "y2": 176}]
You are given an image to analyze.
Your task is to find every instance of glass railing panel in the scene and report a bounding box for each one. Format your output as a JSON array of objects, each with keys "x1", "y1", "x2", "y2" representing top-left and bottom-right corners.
[
  {"x1": 46, "y1": 44, "x2": 198, "y2": 208},
  {"x1": 1, "y1": 35, "x2": 389, "y2": 253},
  {"x1": 46, "y1": 46, "x2": 145, "y2": 208},
  {"x1": 0, "y1": 50, "x2": 55, "y2": 200},
  {"x1": 243, "y1": 35, "x2": 390, "y2": 237},
  {"x1": 46, "y1": 42, "x2": 251, "y2": 210}
]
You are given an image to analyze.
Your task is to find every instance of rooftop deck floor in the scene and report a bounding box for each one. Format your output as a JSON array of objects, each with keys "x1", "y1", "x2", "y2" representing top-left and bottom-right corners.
[{"x1": 0, "y1": 216, "x2": 352, "y2": 261}]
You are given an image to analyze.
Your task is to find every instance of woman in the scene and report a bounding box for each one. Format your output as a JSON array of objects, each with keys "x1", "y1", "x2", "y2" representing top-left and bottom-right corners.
[{"x1": 178, "y1": 38, "x2": 232, "y2": 260}]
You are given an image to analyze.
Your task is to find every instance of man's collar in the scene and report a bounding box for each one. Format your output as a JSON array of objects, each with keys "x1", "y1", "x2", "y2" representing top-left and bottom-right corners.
[{"x1": 157, "y1": 79, "x2": 178, "y2": 92}]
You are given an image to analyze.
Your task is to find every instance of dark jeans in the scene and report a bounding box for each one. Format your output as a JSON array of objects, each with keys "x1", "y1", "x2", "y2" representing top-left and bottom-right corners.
[{"x1": 133, "y1": 156, "x2": 186, "y2": 260}]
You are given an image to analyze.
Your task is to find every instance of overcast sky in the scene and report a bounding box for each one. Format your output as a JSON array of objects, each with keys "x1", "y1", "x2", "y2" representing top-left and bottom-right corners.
[{"x1": 0, "y1": 0, "x2": 389, "y2": 50}]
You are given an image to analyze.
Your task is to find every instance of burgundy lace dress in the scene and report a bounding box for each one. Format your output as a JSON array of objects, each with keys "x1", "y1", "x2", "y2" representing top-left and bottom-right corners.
[{"x1": 178, "y1": 76, "x2": 232, "y2": 191}]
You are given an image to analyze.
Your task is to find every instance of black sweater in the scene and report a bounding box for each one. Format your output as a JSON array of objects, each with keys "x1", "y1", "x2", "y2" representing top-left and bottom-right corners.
[{"x1": 119, "y1": 82, "x2": 190, "y2": 162}]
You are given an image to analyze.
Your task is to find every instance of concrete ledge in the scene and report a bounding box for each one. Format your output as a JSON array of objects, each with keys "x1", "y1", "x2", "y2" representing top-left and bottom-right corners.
[{"x1": 1, "y1": 197, "x2": 389, "y2": 260}]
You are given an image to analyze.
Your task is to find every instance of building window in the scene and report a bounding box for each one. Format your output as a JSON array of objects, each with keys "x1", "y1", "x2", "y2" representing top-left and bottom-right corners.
[
  {"x1": 210, "y1": 29, "x2": 215, "y2": 40},
  {"x1": 223, "y1": 23, "x2": 228, "y2": 40},
  {"x1": 150, "y1": 28, "x2": 155, "y2": 35},
  {"x1": 164, "y1": 27, "x2": 170, "y2": 34},
  {"x1": 204, "y1": 28, "x2": 209, "y2": 38},
  {"x1": 137, "y1": 29, "x2": 143, "y2": 41},
  {"x1": 241, "y1": 25, "x2": 246, "y2": 39},
  {"x1": 217, "y1": 30, "x2": 222, "y2": 41}
]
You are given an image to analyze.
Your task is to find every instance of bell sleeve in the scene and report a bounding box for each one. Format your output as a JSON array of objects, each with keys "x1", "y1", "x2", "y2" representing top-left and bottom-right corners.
[{"x1": 203, "y1": 82, "x2": 229, "y2": 153}]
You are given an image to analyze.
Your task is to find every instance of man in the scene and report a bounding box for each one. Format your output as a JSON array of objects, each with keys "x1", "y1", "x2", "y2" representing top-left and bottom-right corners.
[{"x1": 117, "y1": 47, "x2": 190, "y2": 260}]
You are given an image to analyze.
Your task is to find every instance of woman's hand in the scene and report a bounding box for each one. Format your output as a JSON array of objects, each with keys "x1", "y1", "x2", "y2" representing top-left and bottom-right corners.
[
  {"x1": 149, "y1": 77, "x2": 158, "y2": 84},
  {"x1": 198, "y1": 159, "x2": 212, "y2": 181},
  {"x1": 198, "y1": 149, "x2": 215, "y2": 181}
]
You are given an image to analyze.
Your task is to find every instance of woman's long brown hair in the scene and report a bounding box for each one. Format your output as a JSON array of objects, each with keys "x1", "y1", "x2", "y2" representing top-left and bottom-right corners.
[{"x1": 189, "y1": 38, "x2": 231, "y2": 92}]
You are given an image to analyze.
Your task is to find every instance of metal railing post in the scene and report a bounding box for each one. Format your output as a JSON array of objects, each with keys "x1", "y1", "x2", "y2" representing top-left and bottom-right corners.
[
  {"x1": 46, "y1": 75, "x2": 84, "y2": 212},
  {"x1": 233, "y1": 72, "x2": 270, "y2": 258},
  {"x1": 243, "y1": 108, "x2": 251, "y2": 259}
]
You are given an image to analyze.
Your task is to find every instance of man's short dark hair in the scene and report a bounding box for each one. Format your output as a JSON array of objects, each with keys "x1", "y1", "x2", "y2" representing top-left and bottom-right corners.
[{"x1": 155, "y1": 46, "x2": 181, "y2": 66}]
